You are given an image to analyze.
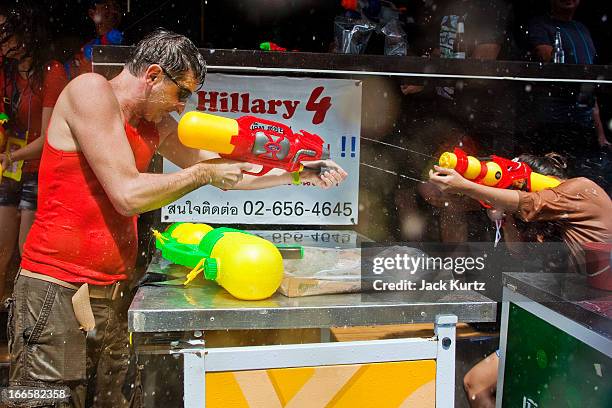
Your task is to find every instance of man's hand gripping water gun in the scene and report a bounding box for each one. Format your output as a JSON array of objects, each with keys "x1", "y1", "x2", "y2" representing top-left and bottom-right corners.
[{"x1": 178, "y1": 111, "x2": 344, "y2": 187}]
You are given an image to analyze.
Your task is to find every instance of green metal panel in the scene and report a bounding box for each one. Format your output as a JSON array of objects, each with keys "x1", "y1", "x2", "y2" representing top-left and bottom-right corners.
[{"x1": 502, "y1": 303, "x2": 611, "y2": 407}]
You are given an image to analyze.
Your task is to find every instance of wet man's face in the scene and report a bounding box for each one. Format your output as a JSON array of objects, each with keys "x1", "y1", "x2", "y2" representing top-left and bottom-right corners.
[{"x1": 145, "y1": 68, "x2": 198, "y2": 124}]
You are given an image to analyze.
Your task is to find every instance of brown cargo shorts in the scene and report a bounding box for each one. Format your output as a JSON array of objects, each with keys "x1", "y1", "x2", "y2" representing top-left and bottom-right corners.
[{"x1": 7, "y1": 275, "x2": 141, "y2": 408}]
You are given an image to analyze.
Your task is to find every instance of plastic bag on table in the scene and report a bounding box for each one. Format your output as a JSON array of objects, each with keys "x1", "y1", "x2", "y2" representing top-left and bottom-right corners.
[
  {"x1": 280, "y1": 247, "x2": 361, "y2": 297},
  {"x1": 333, "y1": 15, "x2": 376, "y2": 54},
  {"x1": 381, "y1": 18, "x2": 407, "y2": 56},
  {"x1": 284, "y1": 247, "x2": 361, "y2": 279}
]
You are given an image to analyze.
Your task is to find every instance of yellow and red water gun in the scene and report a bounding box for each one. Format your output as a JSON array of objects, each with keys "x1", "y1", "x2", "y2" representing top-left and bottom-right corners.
[
  {"x1": 438, "y1": 147, "x2": 561, "y2": 192},
  {"x1": 178, "y1": 111, "x2": 330, "y2": 176}
]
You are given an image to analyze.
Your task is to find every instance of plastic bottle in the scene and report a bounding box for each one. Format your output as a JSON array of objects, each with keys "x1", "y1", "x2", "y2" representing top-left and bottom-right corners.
[
  {"x1": 454, "y1": 20, "x2": 466, "y2": 59},
  {"x1": 200, "y1": 228, "x2": 284, "y2": 300},
  {"x1": 553, "y1": 29, "x2": 565, "y2": 64}
]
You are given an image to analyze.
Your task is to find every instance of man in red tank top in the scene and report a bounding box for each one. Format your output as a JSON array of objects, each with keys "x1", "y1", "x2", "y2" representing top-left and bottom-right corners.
[{"x1": 9, "y1": 29, "x2": 347, "y2": 407}]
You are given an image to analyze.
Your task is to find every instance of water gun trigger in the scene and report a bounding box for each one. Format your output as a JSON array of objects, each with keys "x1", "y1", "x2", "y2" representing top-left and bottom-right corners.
[
  {"x1": 151, "y1": 229, "x2": 168, "y2": 245},
  {"x1": 243, "y1": 165, "x2": 274, "y2": 176},
  {"x1": 184, "y1": 257, "x2": 206, "y2": 285},
  {"x1": 479, "y1": 200, "x2": 493, "y2": 209}
]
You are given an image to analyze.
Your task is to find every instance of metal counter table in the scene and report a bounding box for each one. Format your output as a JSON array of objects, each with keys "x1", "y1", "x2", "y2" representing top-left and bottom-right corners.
[
  {"x1": 496, "y1": 273, "x2": 612, "y2": 408},
  {"x1": 129, "y1": 233, "x2": 496, "y2": 408}
]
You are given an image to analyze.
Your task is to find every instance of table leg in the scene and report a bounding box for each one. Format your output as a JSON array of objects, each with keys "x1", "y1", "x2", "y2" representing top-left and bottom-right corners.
[
  {"x1": 184, "y1": 349, "x2": 206, "y2": 408},
  {"x1": 434, "y1": 314, "x2": 458, "y2": 408}
]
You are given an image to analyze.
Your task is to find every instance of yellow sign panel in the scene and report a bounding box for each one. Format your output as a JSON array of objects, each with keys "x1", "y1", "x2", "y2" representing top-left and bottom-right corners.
[{"x1": 206, "y1": 360, "x2": 436, "y2": 407}]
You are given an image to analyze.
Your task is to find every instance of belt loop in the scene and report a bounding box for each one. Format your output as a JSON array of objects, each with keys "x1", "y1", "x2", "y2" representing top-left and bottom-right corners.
[{"x1": 111, "y1": 282, "x2": 121, "y2": 301}]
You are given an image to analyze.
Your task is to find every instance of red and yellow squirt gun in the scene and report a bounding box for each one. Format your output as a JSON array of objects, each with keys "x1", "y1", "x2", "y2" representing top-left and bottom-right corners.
[
  {"x1": 438, "y1": 147, "x2": 561, "y2": 193},
  {"x1": 178, "y1": 111, "x2": 330, "y2": 176}
]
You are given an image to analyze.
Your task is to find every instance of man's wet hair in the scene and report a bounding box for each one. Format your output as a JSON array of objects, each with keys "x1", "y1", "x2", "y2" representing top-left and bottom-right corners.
[
  {"x1": 517, "y1": 152, "x2": 568, "y2": 179},
  {"x1": 126, "y1": 28, "x2": 207, "y2": 85}
]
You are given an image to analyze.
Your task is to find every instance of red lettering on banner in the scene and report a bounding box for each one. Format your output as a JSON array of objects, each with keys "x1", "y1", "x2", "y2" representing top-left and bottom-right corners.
[
  {"x1": 267, "y1": 99, "x2": 282, "y2": 115},
  {"x1": 240, "y1": 93, "x2": 250, "y2": 113},
  {"x1": 252, "y1": 99, "x2": 266, "y2": 114},
  {"x1": 197, "y1": 91, "x2": 218, "y2": 112},
  {"x1": 305, "y1": 86, "x2": 331, "y2": 125},
  {"x1": 196, "y1": 88, "x2": 332, "y2": 123},
  {"x1": 219, "y1": 92, "x2": 229, "y2": 111},
  {"x1": 282, "y1": 100, "x2": 299, "y2": 120}
]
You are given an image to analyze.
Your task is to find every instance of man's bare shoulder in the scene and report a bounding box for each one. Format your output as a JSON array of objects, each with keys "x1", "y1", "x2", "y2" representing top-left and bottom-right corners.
[{"x1": 64, "y1": 73, "x2": 114, "y2": 102}]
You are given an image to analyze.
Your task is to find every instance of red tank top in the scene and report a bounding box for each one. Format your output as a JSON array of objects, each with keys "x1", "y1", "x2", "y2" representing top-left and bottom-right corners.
[{"x1": 21, "y1": 120, "x2": 160, "y2": 285}]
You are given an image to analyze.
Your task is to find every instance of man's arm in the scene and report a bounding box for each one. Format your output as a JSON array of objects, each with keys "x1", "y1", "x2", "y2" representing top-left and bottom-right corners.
[
  {"x1": 534, "y1": 45, "x2": 553, "y2": 62},
  {"x1": 157, "y1": 115, "x2": 347, "y2": 189},
  {"x1": 428, "y1": 165, "x2": 520, "y2": 211},
  {"x1": 63, "y1": 75, "x2": 251, "y2": 216},
  {"x1": 528, "y1": 18, "x2": 554, "y2": 62}
]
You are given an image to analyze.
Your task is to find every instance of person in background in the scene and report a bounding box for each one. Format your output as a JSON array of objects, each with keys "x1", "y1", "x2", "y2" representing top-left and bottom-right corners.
[
  {"x1": 65, "y1": 0, "x2": 123, "y2": 79},
  {"x1": 0, "y1": 4, "x2": 68, "y2": 301},
  {"x1": 428, "y1": 152, "x2": 612, "y2": 407},
  {"x1": 525, "y1": 0, "x2": 610, "y2": 182},
  {"x1": 396, "y1": 0, "x2": 513, "y2": 243}
]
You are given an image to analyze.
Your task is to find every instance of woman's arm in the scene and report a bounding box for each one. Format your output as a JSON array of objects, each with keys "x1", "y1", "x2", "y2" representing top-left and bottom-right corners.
[
  {"x1": 428, "y1": 165, "x2": 520, "y2": 211},
  {"x1": 3, "y1": 106, "x2": 53, "y2": 163}
]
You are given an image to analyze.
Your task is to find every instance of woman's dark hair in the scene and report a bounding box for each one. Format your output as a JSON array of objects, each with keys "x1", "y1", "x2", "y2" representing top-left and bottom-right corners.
[
  {"x1": 516, "y1": 152, "x2": 568, "y2": 179},
  {"x1": 0, "y1": 2, "x2": 53, "y2": 90},
  {"x1": 514, "y1": 218, "x2": 563, "y2": 243},
  {"x1": 126, "y1": 28, "x2": 207, "y2": 85},
  {"x1": 513, "y1": 152, "x2": 566, "y2": 244}
]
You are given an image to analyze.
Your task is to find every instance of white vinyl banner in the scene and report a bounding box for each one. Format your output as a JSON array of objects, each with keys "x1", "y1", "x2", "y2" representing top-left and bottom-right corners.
[{"x1": 162, "y1": 74, "x2": 361, "y2": 225}]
